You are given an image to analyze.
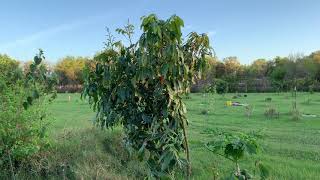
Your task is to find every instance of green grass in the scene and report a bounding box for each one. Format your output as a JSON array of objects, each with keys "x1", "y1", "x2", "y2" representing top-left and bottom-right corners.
[
  {"x1": 42, "y1": 92, "x2": 320, "y2": 179},
  {"x1": 186, "y1": 93, "x2": 320, "y2": 179}
]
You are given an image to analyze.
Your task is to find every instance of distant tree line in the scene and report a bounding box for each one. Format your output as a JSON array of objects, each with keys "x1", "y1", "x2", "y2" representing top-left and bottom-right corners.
[
  {"x1": 1, "y1": 50, "x2": 320, "y2": 93},
  {"x1": 193, "y1": 50, "x2": 320, "y2": 93},
  {"x1": 54, "y1": 56, "x2": 88, "y2": 92},
  {"x1": 0, "y1": 55, "x2": 89, "y2": 93}
]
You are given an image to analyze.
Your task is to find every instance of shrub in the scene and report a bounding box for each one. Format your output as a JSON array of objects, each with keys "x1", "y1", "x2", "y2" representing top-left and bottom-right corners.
[
  {"x1": 0, "y1": 50, "x2": 57, "y2": 178},
  {"x1": 264, "y1": 106, "x2": 279, "y2": 119},
  {"x1": 0, "y1": 80, "x2": 50, "y2": 174},
  {"x1": 215, "y1": 79, "x2": 228, "y2": 95},
  {"x1": 205, "y1": 83, "x2": 216, "y2": 93},
  {"x1": 205, "y1": 79, "x2": 228, "y2": 94},
  {"x1": 309, "y1": 84, "x2": 314, "y2": 94}
]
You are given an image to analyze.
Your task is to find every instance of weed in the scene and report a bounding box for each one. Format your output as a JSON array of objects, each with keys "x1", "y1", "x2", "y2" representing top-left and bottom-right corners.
[
  {"x1": 264, "y1": 105, "x2": 279, "y2": 119},
  {"x1": 244, "y1": 105, "x2": 253, "y2": 118},
  {"x1": 291, "y1": 105, "x2": 301, "y2": 121},
  {"x1": 265, "y1": 97, "x2": 272, "y2": 102}
]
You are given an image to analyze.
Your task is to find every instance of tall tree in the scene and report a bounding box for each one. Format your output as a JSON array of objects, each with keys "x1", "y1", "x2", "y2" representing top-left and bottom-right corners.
[
  {"x1": 223, "y1": 56, "x2": 241, "y2": 75},
  {"x1": 54, "y1": 56, "x2": 88, "y2": 85},
  {"x1": 250, "y1": 59, "x2": 268, "y2": 78},
  {"x1": 310, "y1": 50, "x2": 320, "y2": 64}
]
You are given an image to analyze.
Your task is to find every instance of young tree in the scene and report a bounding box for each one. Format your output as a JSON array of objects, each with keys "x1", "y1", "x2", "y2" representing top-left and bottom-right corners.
[{"x1": 82, "y1": 14, "x2": 212, "y2": 178}]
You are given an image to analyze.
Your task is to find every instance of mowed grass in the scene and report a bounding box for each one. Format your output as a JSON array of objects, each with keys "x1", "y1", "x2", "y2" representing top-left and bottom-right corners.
[{"x1": 48, "y1": 92, "x2": 320, "y2": 179}]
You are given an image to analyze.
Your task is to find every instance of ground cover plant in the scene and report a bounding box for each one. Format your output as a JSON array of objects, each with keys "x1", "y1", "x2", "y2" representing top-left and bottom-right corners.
[{"x1": 206, "y1": 132, "x2": 269, "y2": 179}]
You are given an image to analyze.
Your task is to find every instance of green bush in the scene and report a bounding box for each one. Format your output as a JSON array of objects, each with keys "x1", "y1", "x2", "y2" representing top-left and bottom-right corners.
[
  {"x1": 0, "y1": 50, "x2": 56, "y2": 178},
  {"x1": 205, "y1": 84, "x2": 216, "y2": 93},
  {"x1": 215, "y1": 79, "x2": 228, "y2": 95},
  {"x1": 0, "y1": 80, "x2": 50, "y2": 171},
  {"x1": 205, "y1": 79, "x2": 229, "y2": 95}
]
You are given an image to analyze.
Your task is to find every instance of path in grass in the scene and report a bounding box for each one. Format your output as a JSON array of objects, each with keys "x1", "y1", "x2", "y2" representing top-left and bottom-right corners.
[{"x1": 50, "y1": 93, "x2": 320, "y2": 179}]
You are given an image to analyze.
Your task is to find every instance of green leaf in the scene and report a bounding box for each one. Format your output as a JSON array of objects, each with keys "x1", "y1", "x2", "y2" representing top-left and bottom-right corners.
[
  {"x1": 161, "y1": 150, "x2": 174, "y2": 171},
  {"x1": 23, "y1": 102, "x2": 29, "y2": 110},
  {"x1": 27, "y1": 96, "x2": 33, "y2": 105},
  {"x1": 161, "y1": 64, "x2": 169, "y2": 77},
  {"x1": 34, "y1": 56, "x2": 42, "y2": 65}
]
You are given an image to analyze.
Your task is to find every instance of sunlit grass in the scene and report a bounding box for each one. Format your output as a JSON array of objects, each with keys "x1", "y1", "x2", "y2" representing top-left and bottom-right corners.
[{"x1": 44, "y1": 92, "x2": 320, "y2": 179}]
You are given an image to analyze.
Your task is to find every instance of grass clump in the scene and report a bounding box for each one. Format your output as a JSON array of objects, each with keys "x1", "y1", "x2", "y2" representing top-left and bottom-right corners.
[
  {"x1": 244, "y1": 105, "x2": 253, "y2": 118},
  {"x1": 264, "y1": 105, "x2": 279, "y2": 119},
  {"x1": 265, "y1": 97, "x2": 272, "y2": 102}
]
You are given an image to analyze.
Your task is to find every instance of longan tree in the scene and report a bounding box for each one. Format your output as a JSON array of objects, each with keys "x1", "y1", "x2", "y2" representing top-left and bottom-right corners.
[{"x1": 83, "y1": 14, "x2": 212, "y2": 178}]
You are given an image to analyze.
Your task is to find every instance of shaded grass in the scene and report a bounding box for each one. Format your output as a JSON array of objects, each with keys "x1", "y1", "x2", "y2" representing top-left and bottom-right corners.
[{"x1": 7, "y1": 127, "x2": 147, "y2": 180}]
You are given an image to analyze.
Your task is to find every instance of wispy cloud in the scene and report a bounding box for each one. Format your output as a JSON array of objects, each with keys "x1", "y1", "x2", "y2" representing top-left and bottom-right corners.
[
  {"x1": 207, "y1": 30, "x2": 217, "y2": 37},
  {"x1": 0, "y1": 13, "x2": 113, "y2": 50},
  {"x1": 183, "y1": 24, "x2": 217, "y2": 38},
  {"x1": 185, "y1": 25, "x2": 193, "y2": 29}
]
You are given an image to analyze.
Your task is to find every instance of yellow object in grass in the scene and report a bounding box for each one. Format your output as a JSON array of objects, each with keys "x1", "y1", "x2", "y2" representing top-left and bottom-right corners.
[{"x1": 226, "y1": 101, "x2": 232, "y2": 106}]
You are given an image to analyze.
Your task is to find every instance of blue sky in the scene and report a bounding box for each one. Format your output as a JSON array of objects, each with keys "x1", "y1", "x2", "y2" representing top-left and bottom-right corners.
[{"x1": 0, "y1": 0, "x2": 319, "y2": 64}]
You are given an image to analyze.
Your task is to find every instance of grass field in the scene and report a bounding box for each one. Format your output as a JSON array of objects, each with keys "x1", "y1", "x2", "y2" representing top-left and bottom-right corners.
[{"x1": 47, "y1": 92, "x2": 320, "y2": 179}]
